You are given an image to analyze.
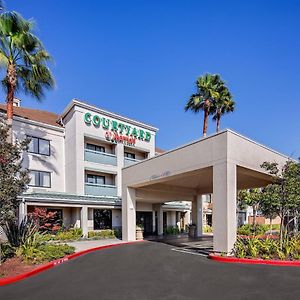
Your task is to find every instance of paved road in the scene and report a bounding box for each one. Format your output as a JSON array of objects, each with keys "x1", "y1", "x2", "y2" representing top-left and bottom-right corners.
[{"x1": 1, "y1": 241, "x2": 300, "y2": 300}]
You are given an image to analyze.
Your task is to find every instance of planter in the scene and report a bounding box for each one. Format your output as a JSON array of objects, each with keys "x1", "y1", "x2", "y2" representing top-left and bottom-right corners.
[
  {"x1": 136, "y1": 228, "x2": 144, "y2": 240},
  {"x1": 188, "y1": 225, "x2": 196, "y2": 238}
]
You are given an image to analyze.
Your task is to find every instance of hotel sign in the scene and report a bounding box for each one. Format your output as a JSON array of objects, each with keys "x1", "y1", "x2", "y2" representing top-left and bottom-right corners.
[{"x1": 84, "y1": 112, "x2": 152, "y2": 146}]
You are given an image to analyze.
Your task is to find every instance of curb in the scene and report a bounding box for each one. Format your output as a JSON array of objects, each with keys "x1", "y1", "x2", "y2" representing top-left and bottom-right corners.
[
  {"x1": 0, "y1": 240, "x2": 143, "y2": 286},
  {"x1": 208, "y1": 254, "x2": 300, "y2": 267}
]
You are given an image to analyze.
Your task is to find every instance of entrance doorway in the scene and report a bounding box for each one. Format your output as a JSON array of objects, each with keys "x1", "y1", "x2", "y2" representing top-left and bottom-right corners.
[{"x1": 136, "y1": 212, "x2": 153, "y2": 236}]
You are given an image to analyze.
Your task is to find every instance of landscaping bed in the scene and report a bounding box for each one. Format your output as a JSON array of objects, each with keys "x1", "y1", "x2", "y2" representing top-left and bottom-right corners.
[{"x1": 0, "y1": 257, "x2": 40, "y2": 278}]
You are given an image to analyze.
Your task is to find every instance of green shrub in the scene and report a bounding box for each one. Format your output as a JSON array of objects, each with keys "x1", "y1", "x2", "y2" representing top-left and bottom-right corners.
[
  {"x1": 203, "y1": 225, "x2": 213, "y2": 233},
  {"x1": 88, "y1": 230, "x2": 116, "y2": 239},
  {"x1": 55, "y1": 228, "x2": 82, "y2": 241},
  {"x1": 163, "y1": 226, "x2": 180, "y2": 235},
  {"x1": 237, "y1": 224, "x2": 280, "y2": 236},
  {"x1": 233, "y1": 235, "x2": 300, "y2": 260},
  {"x1": 41, "y1": 228, "x2": 83, "y2": 241},
  {"x1": 0, "y1": 243, "x2": 15, "y2": 262},
  {"x1": 18, "y1": 243, "x2": 75, "y2": 264}
]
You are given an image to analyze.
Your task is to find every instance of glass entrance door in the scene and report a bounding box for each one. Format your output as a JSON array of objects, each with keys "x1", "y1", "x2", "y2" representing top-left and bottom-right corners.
[{"x1": 136, "y1": 212, "x2": 153, "y2": 236}]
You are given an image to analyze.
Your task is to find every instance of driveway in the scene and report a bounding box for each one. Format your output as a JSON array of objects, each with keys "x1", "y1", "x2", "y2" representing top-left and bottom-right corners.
[{"x1": 1, "y1": 241, "x2": 300, "y2": 300}]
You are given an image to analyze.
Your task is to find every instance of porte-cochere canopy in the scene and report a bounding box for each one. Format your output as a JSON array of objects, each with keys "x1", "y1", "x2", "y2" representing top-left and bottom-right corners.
[{"x1": 122, "y1": 130, "x2": 288, "y2": 253}]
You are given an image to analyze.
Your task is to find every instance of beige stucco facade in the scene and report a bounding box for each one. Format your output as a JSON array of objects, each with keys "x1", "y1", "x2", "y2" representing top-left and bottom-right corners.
[{"x1": 122, "y1": 130, "x2": 288, "y2": 253}]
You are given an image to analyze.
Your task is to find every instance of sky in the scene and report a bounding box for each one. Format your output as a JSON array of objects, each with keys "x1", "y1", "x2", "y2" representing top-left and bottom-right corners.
[{"x1": 2, "y1": 0, "x2": 300, "y2": 158}]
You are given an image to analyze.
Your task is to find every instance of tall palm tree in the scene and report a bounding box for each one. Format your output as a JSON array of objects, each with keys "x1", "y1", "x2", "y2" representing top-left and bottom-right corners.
[
  {"x1": 212, "y1": 87, "x2": 235, "y2": 132},
  {"x1": 185, "y1": 73, "x2": 224, "y2": 137},
  {"x1": 0, "y1": 11, "x2": 54, "y2": 141}
]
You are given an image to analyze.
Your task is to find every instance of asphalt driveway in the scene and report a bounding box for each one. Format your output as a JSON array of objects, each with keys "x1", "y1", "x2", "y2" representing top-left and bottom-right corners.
[{"x1": 1, "y1": 241, "x2": 300, "y2": 300}]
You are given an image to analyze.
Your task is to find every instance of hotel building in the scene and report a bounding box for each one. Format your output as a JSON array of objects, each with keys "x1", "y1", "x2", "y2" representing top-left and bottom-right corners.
[{"x1": 0, "y1": 99, "x2": 191, "y2": 237}]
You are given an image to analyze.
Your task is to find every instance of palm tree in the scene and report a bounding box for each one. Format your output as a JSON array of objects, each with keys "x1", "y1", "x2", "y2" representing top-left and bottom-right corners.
[
  {"x1": 212, "y1": 87, "x2": 235, "y2": 132},
  {"x1": 0, "y1": 11, "x2": 54, "y2": 141},
  {"x1": 185, "y1": 73, "x2": 224, "y2": 137}
]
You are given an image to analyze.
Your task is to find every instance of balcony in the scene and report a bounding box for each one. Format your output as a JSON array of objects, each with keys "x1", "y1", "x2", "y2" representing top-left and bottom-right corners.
[
  {"x1": 84, "y1": 149, "x2": 117, "y2": 166},
  {"x1": 84, "y1": 183, "x2": 117, "y2": 197},
  {"x1": 124, "y1": 157, "x2": 141, "y2": 167}
]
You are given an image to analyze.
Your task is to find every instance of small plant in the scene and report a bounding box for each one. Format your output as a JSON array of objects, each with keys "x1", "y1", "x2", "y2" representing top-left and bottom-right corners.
[
  {"x1": 203, "y1": 225, "x2": 213, "y2": 233},
  {"x1": 233, "y1": 235, "x2": 300, "y2": 260},
  {"x1": 88, "y1": 230, "x2": 117, "y2": 239},
  {"x1": 3, "y1": 219, "x2": 38, "y2": 248},
  {"x1": 163, "y1": 226, "x2": 180, "y2": 235}
]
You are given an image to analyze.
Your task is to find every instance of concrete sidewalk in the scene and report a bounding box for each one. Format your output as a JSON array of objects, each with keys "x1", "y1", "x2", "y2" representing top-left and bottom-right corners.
[{"x1": 67, "y1": 239, "x2": 125, "y2": 252}]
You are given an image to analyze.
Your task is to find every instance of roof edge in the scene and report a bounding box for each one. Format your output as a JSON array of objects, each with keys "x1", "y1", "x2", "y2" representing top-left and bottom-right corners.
[{"x1": 60, "y1": 99, "x2": 159, "y2": 132}]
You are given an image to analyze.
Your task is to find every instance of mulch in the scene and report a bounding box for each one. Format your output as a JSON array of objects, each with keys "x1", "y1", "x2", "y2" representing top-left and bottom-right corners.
[{"x1": 0, "y1": 257, "x2": 40, "y2": 278}]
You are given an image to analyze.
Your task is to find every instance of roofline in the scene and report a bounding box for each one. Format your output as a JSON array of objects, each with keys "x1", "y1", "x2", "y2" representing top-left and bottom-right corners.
[
  {"x1": 0, "y1": 111, "x2": 64, "y2": 132},
  {"x1": 123, "y1": 129, "x2": 290, "y2": 170},
  {"x1": 60, "y1": 99, "x2": 159, "y2": 132}
]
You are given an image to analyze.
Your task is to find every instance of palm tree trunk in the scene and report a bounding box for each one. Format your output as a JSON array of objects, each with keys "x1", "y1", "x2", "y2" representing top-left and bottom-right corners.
[
  {"x1": 6, "y1": 63, "x2": 17, "y2": 143},
  {"x1": 202, "y1": 100, "x2": 210, "y2": 137},
  {"x1": 216, "y1": 114, "x2": 221, "y2": 132}
]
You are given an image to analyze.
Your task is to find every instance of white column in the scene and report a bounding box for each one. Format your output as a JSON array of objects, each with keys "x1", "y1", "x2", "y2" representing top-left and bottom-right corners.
[
  {"x1": 196, "y1": 195, "x2": 204, "y2": 237},
  {"x1": 157, "y1": 204, "x2": 164, "y2": 235},
  {"x1": 213, "y1": 162, "x2": 237, "y2": 254},
  {"x1": 122, "y1": 187, "x2": 136, "y2": 241},
  {"x1": 116, "y1": 143, "x2": 124, "y2": 197},
  {"x1": 18, "y1": 199, "x2": 27, "y2": 224},
  {"x1": 152, "y1": 211, "x2": 156, "y2": 233},
  {"x1": 80, "y1": 206, "x2": 88, "y2": 237}
]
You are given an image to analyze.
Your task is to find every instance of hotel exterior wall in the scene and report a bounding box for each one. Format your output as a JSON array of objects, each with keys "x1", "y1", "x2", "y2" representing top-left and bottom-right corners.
[
  {"x1": 63, "y1": 102, "x2": 157, "y2": 197},
  {"x1": 12, "y1": 118, "x2": 65, "y2": 193}
]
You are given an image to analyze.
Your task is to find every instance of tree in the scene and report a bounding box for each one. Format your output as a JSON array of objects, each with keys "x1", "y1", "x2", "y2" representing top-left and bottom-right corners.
[
  {"x1": 259, "y1": 185, "x2": 280, "y2": 234},
  {"x1": 261, "y1": 160, "x2": 300, "y2": 246},
  {"x1": 0, "y1": 11, "x2": 54, "y2": 141},
  {"x1": 0, "y1": 120, "x2": 30, "y2": 225},
  {"x1": 212, "y1": 86, "x2": 235, "y2": 132},
  {"x1": 29, "y1": 207, "x2": 62, "y2": 233},
  {"x1": 237, "y1": 188, "x2": 262, "y2": 232},
  {"x1": 185, "y1": 73, "x2": 225, "y2": 137}
]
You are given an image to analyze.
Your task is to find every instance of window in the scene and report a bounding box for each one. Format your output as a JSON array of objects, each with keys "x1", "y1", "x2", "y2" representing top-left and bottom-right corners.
[
  {"x1": 124, "y1": 152, "x2": 135, "y2": 159},
  {"x1": 86, "y1": 174, "x2": 105, "y2": 185},
  {"x1": 94, "y1": 209, "x2": 112, "y2": 230},
  {"x1": 29, "y1": 170, "x2": 51, "y2": 188},
  {"x1": 86, "y1": 143, "x2": 105, "y2": 153},
  {"x1": 28, "y1": 136, "x2": 50, "y2": 156}
]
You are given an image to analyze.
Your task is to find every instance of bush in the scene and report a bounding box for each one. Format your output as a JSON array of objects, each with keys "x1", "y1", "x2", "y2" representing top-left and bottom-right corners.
[
  {"x1": 237, "y1": 224, "x2": 280, "y2": 236},
  {"x1": 28, "y1": 207, "x2": 62, "y2": 233},
  {"x1": 18, "y1": 243, "x2": 75, "y2": 264},
  {"x1": 233, "y1": 236, "x2": 300, "y2": 260},
  {"x1": 55, "y1": 228, "x2": 82, "y2": 241},
  {"x1": 88, "y1": 230, "x2": 116, "y2": 239},
  {"x1": 164, "y1": 226, "x2": 180, "y2": 235},
  {"x1": 0, "y1": 243, "x2": 15, "y2": 262},
  {"x1": 41, "y1": 228, "x2": 83, "y2": 241},
  {"x1": 3, "y1": 219, "x2": 38, "y2": 248},
  {"x1": 203, "y1": 225, "x2": 213, "y2": 233}
]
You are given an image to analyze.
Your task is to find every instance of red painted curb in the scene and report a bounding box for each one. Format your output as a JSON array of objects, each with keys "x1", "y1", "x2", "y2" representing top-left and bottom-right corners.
[
  {"x1": 209, "y1": 254, "x2": 300, "y2": 267},
  {"x1": 0, "y1": 240, "x2": 143, "y2": 286}
]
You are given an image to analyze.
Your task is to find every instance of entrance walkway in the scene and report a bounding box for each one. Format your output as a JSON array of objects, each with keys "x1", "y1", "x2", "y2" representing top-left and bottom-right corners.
[
  {"x1": 147, "y1": 235, "x2": 213, "y2": 255},
  {"x1": 67, "y1": 239, "x2": 125, "y2": 252}
]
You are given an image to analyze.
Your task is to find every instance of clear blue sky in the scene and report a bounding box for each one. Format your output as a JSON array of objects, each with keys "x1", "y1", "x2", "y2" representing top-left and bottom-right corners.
[{"x1": 2, "y1": 0, "x2": 300, "y2": 158}]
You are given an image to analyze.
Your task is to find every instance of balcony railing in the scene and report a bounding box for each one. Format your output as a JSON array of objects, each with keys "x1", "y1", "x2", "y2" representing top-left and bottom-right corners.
[
  {"x1": 84, "y1": 149, "x2": 117, "y2": 166},
  {"x1": 84, "y1": 183, "x2": 117, "y2": 197},
  {"x1": 124, "y1": 157, "x2": 141, "y2": 167}
]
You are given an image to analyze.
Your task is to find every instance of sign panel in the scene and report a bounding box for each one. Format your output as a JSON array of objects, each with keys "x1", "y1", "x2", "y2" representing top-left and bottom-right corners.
[{"x1": 84, "y1": 112, "x2": 152, "y2": 146}]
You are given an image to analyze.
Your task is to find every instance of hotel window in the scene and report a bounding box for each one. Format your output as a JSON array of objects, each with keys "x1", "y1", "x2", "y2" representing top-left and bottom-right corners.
[
  {"x1": 29, "y1": 170, "x2": 51, "y2": 188},
  {"x1": 94, "y1": 209, "x2": 112, "y2": 230},
  {"x1": 124, "y1": 152, "x2": 135, "y2": 160},
  {"x1": 86, "y1": 174, "x2": 105, "y2": 185},
  {"x1": 86, "y1": 143, "x2": 105, "y2": 153},
  {"x1": 28, "y1": 136, "x2": 50, "y2": 156}
]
